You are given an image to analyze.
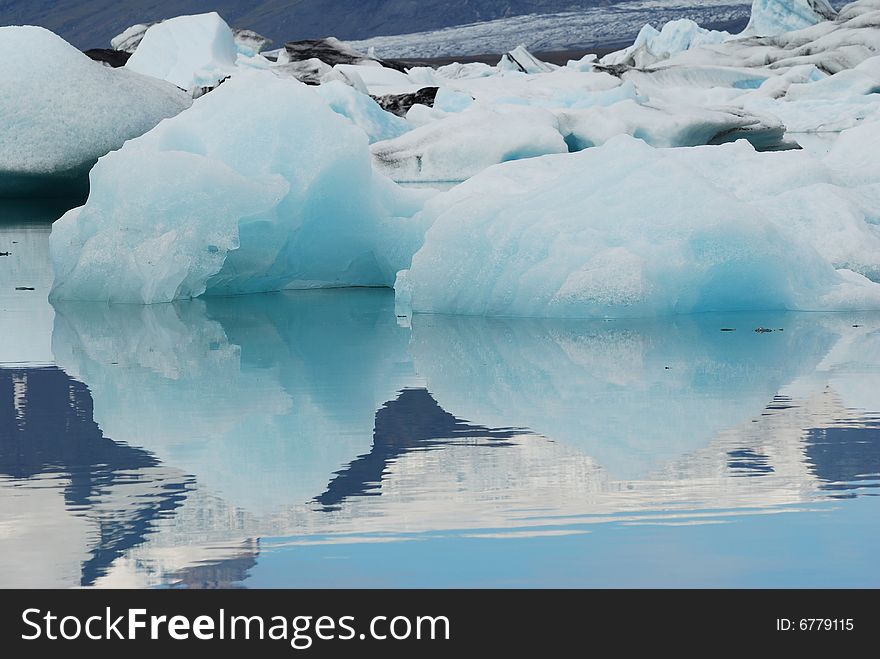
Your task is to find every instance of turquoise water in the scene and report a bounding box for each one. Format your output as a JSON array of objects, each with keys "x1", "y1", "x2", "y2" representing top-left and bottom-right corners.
[{"x1": 1, "y1": 201, "x2": 879, "y2": 588}]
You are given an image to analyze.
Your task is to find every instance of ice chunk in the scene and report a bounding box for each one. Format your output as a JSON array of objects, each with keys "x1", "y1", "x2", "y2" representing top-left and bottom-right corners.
[
  {"x1": 320, "y1": 64, "x2": 370, "y2": 94},
  {"x1": 0, "y1": 26, "x2": 192, "y2": 197},
  {"x1": 315, "y1": 80, "x2": 411, "y2": 143},
  {"x1": 784, "y1": 67, "x2": 880, "y2": 99},
  {"x1": 271, "y1": 57, "x2": 332, "y2": 85},
  {"x1": 233, "y1": 29, "x2": 271, "y2": 57},
  {"x1": 396, "y1": 136, "x2": 880, "y2": 318},
  {"x1": 498, "y1": 45, "x2": 553, "y2": 74},
  {"x1": 556, "y1": 100, "x2": 786, "y2": 150},
  {"x1": 566, "y1": 54, "x2": 598, "y2": 72},
  {"x1": 433, "y1": 88, "x2": 474, "y2": 112},
  {"x1": 371, "y1": 87, "x2": 440, "y2": 117},
  {"x1": 824, "y1": 120, "x2": 880, "y2": 186},
  {"x1": 743, "y1": 0, "x2": 837, "y2": 37},
  {"x1": 110, "y1": 22, "x2": 155, "y2": 53},
  {"x1": 125, "y1": 13, "x2": 238, "y2": 93},
  {"x1": 371, "y1": 107, "x2": 567, "y2": 182},
  {"x1": 601, "y1": 20, "x2": 731, "y2": 69},
  {"x1": 333, "y1": 63, "x2": 416, "y2": 95},
  {"x1": 49, "y1": 72, "x2": 430, "y2": 303},
  {"x1": 282, "y1": 37, "x2": 403, "y2": 72}
]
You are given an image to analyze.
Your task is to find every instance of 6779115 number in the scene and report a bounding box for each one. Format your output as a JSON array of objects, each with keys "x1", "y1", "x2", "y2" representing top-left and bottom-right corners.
[{"x1": 776, "y1": 618, "x2": 854, "y2": 631}]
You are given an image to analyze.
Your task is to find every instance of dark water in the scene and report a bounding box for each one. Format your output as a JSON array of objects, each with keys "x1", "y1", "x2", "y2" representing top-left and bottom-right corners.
[{"x1": 1, "y1": 203, "x2": 879, "y2": 588}]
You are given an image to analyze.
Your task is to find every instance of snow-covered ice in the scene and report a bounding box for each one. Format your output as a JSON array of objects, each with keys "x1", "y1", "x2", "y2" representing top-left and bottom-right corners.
[{"x1": 0, "y1": 26, "x2": 192, "y2": 197}]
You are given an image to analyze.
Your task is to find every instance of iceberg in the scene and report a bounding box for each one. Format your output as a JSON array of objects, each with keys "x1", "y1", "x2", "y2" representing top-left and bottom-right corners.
[
  {"x1": 49, "y1": 72, "x2": 429, "y2": 304},
  {"x1": 125, "y1": 13, "x2": 238, "y2": 93},
  {"x1": 498, "y1": 45, "x2": 554, "y2": 74},
  {"x1": 232, "y1": 29, "x2": 272, "y2": 57},
  {"x1": 395, "y1": 135, "x2": 880, "y2": 318},
  {"x1": 601, "y1": 19, "x2": 731, "y2": 69},
  {"x1": 743, "y1": 0, "x2": 837, "y2": 37},
  {"x1": 0, "y1": 26, "x2": 192, "y2": 197},
  {"x1": 110, "y1": 22, "x2": 155, "y2": 53}
]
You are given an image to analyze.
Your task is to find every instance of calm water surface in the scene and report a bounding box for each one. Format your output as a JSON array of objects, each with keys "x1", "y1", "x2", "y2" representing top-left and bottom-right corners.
[{"x1": 1, "y1": 200, "x2": 879, "y2": 588}]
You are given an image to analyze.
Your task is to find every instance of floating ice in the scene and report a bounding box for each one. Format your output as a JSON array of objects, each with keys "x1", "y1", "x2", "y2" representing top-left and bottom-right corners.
[
  {"x1": 125, "y1": 13, "x2": 238, "y2": 93},
  {"x1": 743, "y1": 0, "x2": 837, "y2": 37},
  {"x1": 110, "y1": 22, "x2": 154, "y2": 53},
  {"x1": 233, "y1": 29, "x2": 272, "y2": 57},
  {"x1": 601, "y1": 19, "x2": 731, "y2": 68},
  {"x1": 371, "y1": 107, "x2": 567, "y2": 182},
  {"x1": 0, "y1": 26, "x2": 192, "y2": 197},
  {"x1": 396, "y1": 135, "x2": 880, "y2": 318},
  {"x1": 49, "y1": 73, "x2": 430, "y2": 303},
  {"x1": 498, "y1": 45, "x2": 554, "y2": 74}
]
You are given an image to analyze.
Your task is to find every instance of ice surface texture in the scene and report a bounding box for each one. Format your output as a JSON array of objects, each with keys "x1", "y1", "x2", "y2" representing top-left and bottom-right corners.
[
  {"x1": 49, "y1": 73, "x2": 429, "y2": 303},
  {"x1": 395, "y1": 132, "x2": 880, "y2": 318},
  {"x1": 315, "y1": 81, "x2": 411, "y2": 144},
  {"x1": 42, "y1": 2, "x2": 880, "y2": 317},
  {"x1": 125, "y1": 13, "x2": 239, "y2": 93},
  {"x1": 601, "y1": 19, "x2": 731, "y2": 68},
  {"x1": 745, "y1": 0, "x2": 837, "y2": 37},
  {"x1": 0, "y1": 26, "x2": 191, "y2": 197}
]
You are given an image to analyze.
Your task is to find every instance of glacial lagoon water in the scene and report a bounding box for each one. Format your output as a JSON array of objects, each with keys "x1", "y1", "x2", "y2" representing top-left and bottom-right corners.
[{"x1": 1, "y1": 201, "x2": 879, "y2": 588}]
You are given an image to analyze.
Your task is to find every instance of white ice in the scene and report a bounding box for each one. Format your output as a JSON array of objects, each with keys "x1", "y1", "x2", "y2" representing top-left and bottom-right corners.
[
  {"x1": 371, "y1": 107, "x2": 567, "y2": 182},
  {"x1": 315, "y1": 81, "x2": 411, "y2": 143},
  {"x1": 125, "y1": 12, "x2": 239, "y2": 93},
  {"x1": 0, "y1": 26, "x2": 192, "y2": 195},
  {"x1": 396, "y1": 132, "x2": 880, "y2": 318},
  {"x1": 743, "y1": 0, "x2": 837, "y2": 37},
  {"x1": 601, "y1": 19, "x2": 731, "y2": 68}
]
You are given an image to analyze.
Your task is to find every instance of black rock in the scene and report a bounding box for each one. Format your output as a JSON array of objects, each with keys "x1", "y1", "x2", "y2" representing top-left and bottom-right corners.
[
  {"x1": 271, "y1": 59, "x2": 331, "y2": 85},
  {"x1": 84, "y1": 48, "x2": 131, "y2": 68},
  {"x1": 372, "y1": 87, "x2": 440, "y2": 117},
  {"x1": 282, "y1": 37, "x2": 407, "y2": 72}
]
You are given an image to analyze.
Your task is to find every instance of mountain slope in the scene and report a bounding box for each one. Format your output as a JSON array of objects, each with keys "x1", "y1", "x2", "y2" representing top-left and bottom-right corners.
[{"x1": 0, "y1": 0, "x2": 849, "y2": 52}]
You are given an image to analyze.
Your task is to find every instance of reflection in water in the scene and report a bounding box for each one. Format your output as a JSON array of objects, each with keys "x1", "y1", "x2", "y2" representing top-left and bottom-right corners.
[
  {"x1": 0, "y1": 366, "x2": 191, "y2": 586},
  {"x1": 806, "y1": 420, "x2": 880, "y2": 496},
  {"x1": 2, "y1": 216, "x2": 880, "y2": 586},
  {"x1": 316, "y1": 388, "x2": 521, "y2": 511}
]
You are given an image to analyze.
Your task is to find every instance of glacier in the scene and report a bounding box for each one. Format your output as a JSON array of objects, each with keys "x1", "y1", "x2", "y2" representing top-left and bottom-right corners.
[
  {"x1": 49, "y1": 72, "x2": 430, "y2": 304},
  {"x1": 0, "y1": 26, "x2": 192, "y2": 197}
]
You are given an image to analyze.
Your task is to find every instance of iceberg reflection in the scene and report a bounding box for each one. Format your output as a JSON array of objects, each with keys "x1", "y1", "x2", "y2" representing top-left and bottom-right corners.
[{"x1": 2, "y1": 289, "x2": 879, "y2": 586}]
